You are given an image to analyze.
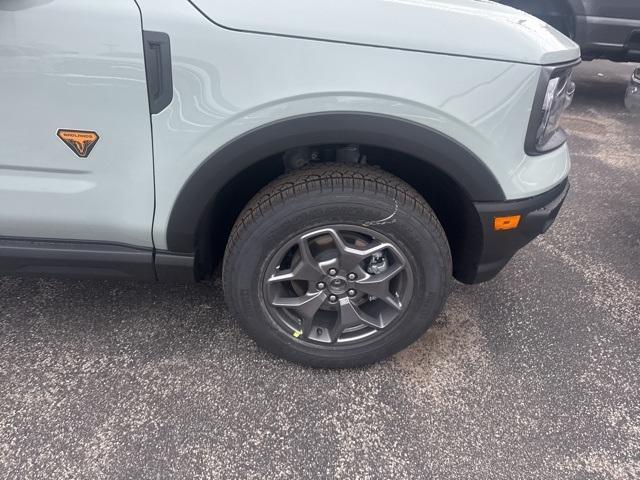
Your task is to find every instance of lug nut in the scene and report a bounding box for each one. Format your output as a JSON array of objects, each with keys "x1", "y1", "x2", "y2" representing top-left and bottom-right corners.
[
  {"x1": 328, "y1": 294, "x2": 338, "y2": 302},
  {"x1": 347, "y1": 273, "x2": 357, "y2": 280},
  {"x1": 317, "y1": 282, "x2": 326, "y2": 290},
  {"x1": 347, "y1": 289, "x2": 357, "y2": 297},
  {"x1": 328, "y1": 268, "x2": 337, "y2": 276}
]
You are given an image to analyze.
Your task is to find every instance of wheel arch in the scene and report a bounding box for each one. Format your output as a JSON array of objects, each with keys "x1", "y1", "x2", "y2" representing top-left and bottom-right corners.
[{"x1": 164, "y1": 112, "x2": 505, "y2": 281}]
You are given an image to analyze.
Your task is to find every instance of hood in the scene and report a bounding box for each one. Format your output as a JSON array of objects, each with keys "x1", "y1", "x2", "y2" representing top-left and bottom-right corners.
[{"x1": 189, "y1": 0, "x2": 580, "y2": 65}]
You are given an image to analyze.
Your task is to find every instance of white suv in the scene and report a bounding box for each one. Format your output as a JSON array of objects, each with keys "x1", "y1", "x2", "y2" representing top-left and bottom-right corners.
[{"x1": 0, "y1": 0, "x2": 579, "y2": 367}]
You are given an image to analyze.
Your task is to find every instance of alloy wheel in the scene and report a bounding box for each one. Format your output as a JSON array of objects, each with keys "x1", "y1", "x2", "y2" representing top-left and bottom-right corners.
[{"x1": 263, "y1": 225, "x2": 414, "y2": 345}]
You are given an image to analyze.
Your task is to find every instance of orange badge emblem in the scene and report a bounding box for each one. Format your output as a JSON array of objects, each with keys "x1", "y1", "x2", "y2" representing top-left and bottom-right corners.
[{"x1": 56, "y1": 129, "x2": 99, "y2": 158}]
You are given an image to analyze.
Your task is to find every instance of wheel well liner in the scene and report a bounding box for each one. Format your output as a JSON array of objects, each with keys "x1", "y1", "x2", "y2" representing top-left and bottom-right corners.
[{"x1": 165, "y1": 112, "x2": 505, "y2": 253}]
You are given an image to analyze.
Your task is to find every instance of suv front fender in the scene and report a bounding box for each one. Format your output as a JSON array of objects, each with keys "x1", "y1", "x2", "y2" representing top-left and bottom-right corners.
[{"x1": 164, "y1": 112, "x2": 505, "y2": 253}]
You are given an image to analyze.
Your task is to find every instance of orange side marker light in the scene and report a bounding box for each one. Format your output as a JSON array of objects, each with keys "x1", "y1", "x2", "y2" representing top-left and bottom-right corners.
[{"x1": 494, "y1": 215, "x2": 521, "y2": 231}]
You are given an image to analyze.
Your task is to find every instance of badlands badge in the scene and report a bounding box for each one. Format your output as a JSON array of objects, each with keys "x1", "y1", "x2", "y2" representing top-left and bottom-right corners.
[{"x1": 56, "y1": 129, "x2": 99, "y2": 158}]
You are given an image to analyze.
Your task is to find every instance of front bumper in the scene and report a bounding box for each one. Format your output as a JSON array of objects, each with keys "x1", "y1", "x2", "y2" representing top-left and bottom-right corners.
[{"x1": 462, "y1": 179, "x2": 570, "y2": 284}]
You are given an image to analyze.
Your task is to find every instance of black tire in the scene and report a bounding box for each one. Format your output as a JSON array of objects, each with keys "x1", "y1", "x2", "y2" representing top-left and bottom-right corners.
[{"x1": 223, "y1": 164, "x2": 451, "y2": 368}]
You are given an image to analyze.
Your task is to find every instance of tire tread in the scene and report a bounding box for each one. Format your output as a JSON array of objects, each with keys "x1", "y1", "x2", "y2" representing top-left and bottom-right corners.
[{"x1": 225, "y1": 164, "x2": 449, "y2": 268}]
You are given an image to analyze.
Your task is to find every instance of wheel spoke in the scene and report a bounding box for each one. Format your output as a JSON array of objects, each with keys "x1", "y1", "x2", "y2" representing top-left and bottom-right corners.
[
  {"x1": 325, "y1": 228, "x2": 391, "y2": 273},
  {"x1": 271, "y1": 291, "x2": 327, "y2": 337},
  {"x1": 297, "y1": 236, "x2": 322, "y2": 276},
  {"x1": 268, "y1": 237, "x2": 337, "y2": 284},
  {"x1": 329, "y1": 298, "x2": 382, "y2": 343},
  {"x1": 355, "y1": 263, "x2": 405, "y2": 310}
]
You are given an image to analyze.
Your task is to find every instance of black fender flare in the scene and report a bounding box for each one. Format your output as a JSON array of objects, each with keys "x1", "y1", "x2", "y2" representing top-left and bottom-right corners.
[{"x1": 165, "y1": 112, "x2": 505, "y2": 253}]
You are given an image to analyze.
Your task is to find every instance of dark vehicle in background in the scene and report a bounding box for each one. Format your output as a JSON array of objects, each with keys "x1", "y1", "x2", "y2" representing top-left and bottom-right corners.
[{"x1": 496, "y1": 0, "x2": 640, "y2": 62}]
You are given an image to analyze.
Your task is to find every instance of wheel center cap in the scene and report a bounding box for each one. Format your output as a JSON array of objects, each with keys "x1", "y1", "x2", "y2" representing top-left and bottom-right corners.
[{"x1": 329, "y1": 276, "x2": 348, "y2": 295}]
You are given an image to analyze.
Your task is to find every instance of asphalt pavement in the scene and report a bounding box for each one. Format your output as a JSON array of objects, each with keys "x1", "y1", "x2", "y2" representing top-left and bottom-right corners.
[{"x1": 0, "y1": 60, "x2": 639, "y2": 479}]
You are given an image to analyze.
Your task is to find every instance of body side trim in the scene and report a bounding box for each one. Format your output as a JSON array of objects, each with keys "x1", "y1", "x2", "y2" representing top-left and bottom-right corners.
[
  {"x1": 0, "y1": 237, "x2": 155, "y2": 280},
  {"x1": 155, "y1": 251, "x2": 196, "y2": 283},
  {"x1": 142, "y1": 30, "x2": 173, "y2": 114}
]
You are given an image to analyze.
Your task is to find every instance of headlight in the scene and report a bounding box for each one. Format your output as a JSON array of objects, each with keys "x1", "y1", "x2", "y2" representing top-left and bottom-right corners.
[{"x1": 525, "y1": 62, "x2": 578, "y2": 155}]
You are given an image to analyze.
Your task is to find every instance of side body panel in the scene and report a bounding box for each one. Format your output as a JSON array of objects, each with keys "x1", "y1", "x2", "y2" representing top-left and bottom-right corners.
[
  {"x1": 0, "y1": 0, "x2": 154, "y2": 247},
  {"x1": 136, "y1": 0, "x2": 570, "y2": 252}
]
